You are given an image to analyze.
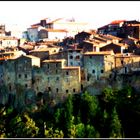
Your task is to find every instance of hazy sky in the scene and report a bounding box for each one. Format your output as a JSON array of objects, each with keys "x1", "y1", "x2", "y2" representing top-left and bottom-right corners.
[{"x1": 0, "y1": 1, "x2": 140, "y2": 31}]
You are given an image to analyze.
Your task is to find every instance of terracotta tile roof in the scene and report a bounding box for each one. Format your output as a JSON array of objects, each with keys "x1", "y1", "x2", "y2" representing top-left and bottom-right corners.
[
  {"x1": 43, "y1": 59, "x2": 66, "y2": 63},
  {"x1": 98, "y1": 34, "x2": 122, "y2": 41},
  {"x1": 115, "y1": 53, "x2": 140, "y2": 58},
  {"x1": 84, "y1": 40, "x2": 100, "y2": 45},
  {"x1": 26, "y1": 55, "x2": 40, "y2": 59},
  {"x1": 106, "y1": 34, "x2": 122, "y2": 40},
  {"x1": 62, "y1": 66, "x2": 80, "y2": 70},
  {"x1": 30, "y1": 48, "x2": 50, "y2": 52},
  {"x1": 84, "y1": 51, "x2": 114, "y2": 56},
  {"x1": 42, "y1": 28, "x2": 68, "y2": 32},
  {"x1": 110, "y1": 20, "x2": 126, "y2": 24},
  {"x1": 101, "y1": 42, "x2": 128, "y2": 48},
  {"x1": 127, "y1": 24, "x2": 140, "y2": 26},
  {"x1": 0, "y1": 36, "x2": 18, "y2": 40},
  {"x1": 48, "y1": 18, "x2": 63, "y2": 24},
  {"x1": 67, "y1": 48, "x2": 82, "y2": 51}
]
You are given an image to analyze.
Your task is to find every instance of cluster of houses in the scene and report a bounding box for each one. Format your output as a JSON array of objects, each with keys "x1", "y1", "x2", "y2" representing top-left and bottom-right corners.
[{"x1": 1, "y1": 18, "x2": 140, "y2": 106}]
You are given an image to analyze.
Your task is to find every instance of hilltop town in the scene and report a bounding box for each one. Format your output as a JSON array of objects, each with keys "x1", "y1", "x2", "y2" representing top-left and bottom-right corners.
[{"x1": 1, "y1": 18, "x2": 140, "y2": 108}]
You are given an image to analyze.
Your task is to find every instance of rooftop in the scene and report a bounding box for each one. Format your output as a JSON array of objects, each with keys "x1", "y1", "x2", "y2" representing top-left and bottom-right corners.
[
  {"x1": 110, "y1": 20, "x2": 126, "y2": 24},
  {"x1": 62, "y1": 66, "x2": 80, "y2": 70},
  {"x1": 26, "y1": 55, "x2": 40, "y2": 59},
  {"x1": 42, "y1": 28, "x2": 68, "y2": 32},
  {"x1": 42, "y1": 59, "x2": 66, "y2": 63},
  {"x1": 84, "y1": 51, "x2": 114, "y2": 56}
]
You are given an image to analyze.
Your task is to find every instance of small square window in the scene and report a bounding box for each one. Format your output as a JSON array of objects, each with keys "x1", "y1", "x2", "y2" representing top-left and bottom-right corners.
[
  {"x1": 121, "y1": 60, "x2": 124, "y2": 65},
  {"x1": 48, "y1": 64, "x2": 49, "y2": 69},
  {"x1": 75, "y1": 55, "x2": 80, "y2": 60},
  {"x1": 48, "y1": 87, "x2": 51, "y2": 91},
  {"x1": 92, "y1": 70, "x2": 95, "y2": 74},
  {"x1": 73, "y1": 89, "x2": 76, "y2": 92},
  {"x1": 70, "y1": 55, "x2": 73, "y2": 59},
  {"x1": 56, "y1": 70, "x2": 58, "y2": 74},
  {"x1": 19, "y1": 74, "x2": 21, "y2": 78},
  {"x1": 48, "y1": 77, "x2": 50, "y2": 82},
  {"x1": 56, "y1": 77, "x2": 59, "y2": 81},
  {"x1": 25, "y1": 74, "x2": 27, "y2": 78},
  {"x1": 101, "y1": 70, "x2": 104, "y2": 73},
  {"x1": 56, "y1": 63, "x2": 58, "y2": 68},
  {"x1": 56, "y1": 88, "x2": 59, "y2": 92},
  {"x1": 25, "y1": 84, "x2": 28, "y2": 88},
  {"x1": 66, "y1": 90, "x2": 69, "y2": 93},
  {"x1": 70, "y1": 62, "x2": 73, "y2": 66},
  {"x1": 66, "y1": 71, "x2": 69, "y2": 75}
]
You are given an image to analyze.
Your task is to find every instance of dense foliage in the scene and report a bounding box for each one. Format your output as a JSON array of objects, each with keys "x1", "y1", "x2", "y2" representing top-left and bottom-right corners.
[{"x1": 0, "y1": 85, "x2": 140, "y2": 138}]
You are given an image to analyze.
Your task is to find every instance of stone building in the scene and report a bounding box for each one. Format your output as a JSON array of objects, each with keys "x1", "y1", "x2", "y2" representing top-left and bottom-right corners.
[
  {"x1": 0, "y1": 55, "x2": 32, "y2": 92},
  {"x1": 100, "y1": 42, "x2": 128, "y2": 54},
  {"x1": 83, "y1": 51, "x2": 115, "y2": 83},
  {"x1": 29, "y1": 46, "x2": 62, "y2": 61},
  {"x1": 67, "y1": 49, "x2": 83, "y2": 67},
  {"x1": 115, "y1": 53, "x2": 140, "y2": 74},
  {"x1": 29, "y1": 48, "x2": 49, "y2": 61},
  {"x1": 33, "y1": 59, "x2": 81, "y2": 102}
]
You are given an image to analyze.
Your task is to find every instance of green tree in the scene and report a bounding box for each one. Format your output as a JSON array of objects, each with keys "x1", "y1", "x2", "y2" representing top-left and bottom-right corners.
[
  {"x1": 75, "y1": 123, "x2": 85, "y2": 138},
  {"x1": 80, "y1": 92, "x2": 99, "y2": 124},
  {"x1": 63, "y1": 94, "x2": 73, "y2": 137},
  {"x1": 109, "y1": 107, "x2": 122, "y2": 138},
  {"x1": 85, "y1": 124, "x2": 100, "y2": 138},
  {"x1": 7, "y1": 113, "x2": 39, "y2": 138},
  {"x1": 45, "y1": 127, "x2": 64, "y2": 138}
]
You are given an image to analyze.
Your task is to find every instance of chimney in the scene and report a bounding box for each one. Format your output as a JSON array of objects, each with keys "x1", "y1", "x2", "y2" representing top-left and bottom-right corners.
[{"x1": 40, "y1": 20, "x2": 46, "y2": 27}]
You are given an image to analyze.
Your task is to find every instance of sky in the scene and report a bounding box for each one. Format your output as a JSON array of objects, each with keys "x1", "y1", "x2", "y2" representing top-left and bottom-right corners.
[{"x1": 0, "y1": 1, "x2": 140, "y2": 36}]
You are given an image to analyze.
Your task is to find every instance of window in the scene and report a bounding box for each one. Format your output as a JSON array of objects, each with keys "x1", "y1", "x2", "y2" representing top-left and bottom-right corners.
[
  {"x1": 36, "y1": 87, "x2": 39, "y2": 90},
  {"x1": 70, "y1": 55, "x2": 73, "y2": 59},
  {"x1": 25, "y1": 74, "x2": 27, "y2": 78},
  {"x1": 19, "y1": 74, "x2": 21, "y2": 78},
  {"x1": 92, "y1": 70, "x2": 95, "y2": 74},
  {"x1": 25, "y1": 84, "x2": 28, "y2": 88},
  {"x1": 75, "y1": 55, "x2": 80, "y2": 60},
  {"x1": 70, "y1": 62, "x2": 73, "y2": 66},
  {"x1": 78, "y1": 62, "x2": 81, "y2": 66},
  {"x1": 48, "y1": 64, "x2": 49, "y2": 69},
  {"x1": 87, "y1": 75, "x2": 90, "y2": 81},
  {"x1": 48, "y1": 87, "x2": 51, "y2": 91},
  {"x1": 66, "y1": 90, "x2": 69, "y2": 93},
  {"x1": 56, "y1": 63, "x2": 58, "y2": 68},
  {"x1": 9, "y1": 85, "x2": 12, "y2": 91},
  {"x1": 56, "y1": 88, "x2": 59, "y2": 93},
  {"x1": 48, "y1": 77, "x2": 50, "y2": 82},
  {"x1": 56, "y1": 70, "x2": 58, "y2": 74},
  {"x1": 66, "y1": 71, "x2": 69, "y2": 75},
  {"x1": 56, "y1": 77, "x2": 59, "y2": 81},
  {"x1": 73, "y1": 89, "x2": 76, "y2": 92},
  {"x1": 101, "y1": 70, "x2": 104, "y2": 73},
  {"x1": 121, "y1": 60, "x2": 124, "y2": 65},
  {"x1": 81, "y1": 84, "x2": 83, "y2": 91},
  {"x1": 89, "y1": 56, "x2": 92, "y2": 59},
  {"x1": 0, "y1": 61, "x2": 3, "y2": 65}
]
